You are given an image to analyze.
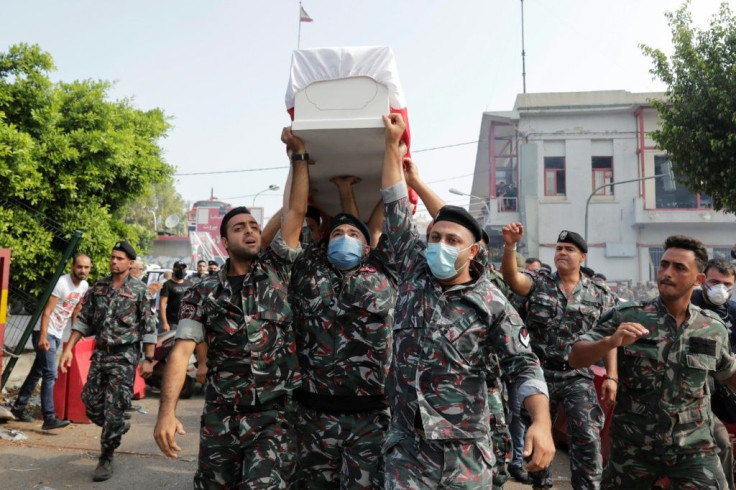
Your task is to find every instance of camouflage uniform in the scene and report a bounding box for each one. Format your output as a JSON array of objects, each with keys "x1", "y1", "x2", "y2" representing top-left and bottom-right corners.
[
  {"x1": 576, "y1": 298, "x2": 736, "y2": 489},
  {"x1": 475, "y1": 245, "x2": 512, "y2": 487},
  {"x1": 274, "y1": 233, "x2": 397, "y2": 489},
  {"x1": 73, "y1": 274, "x2": 156, "y2": 454},
  {"x1": 177, "y1": 233, "x2": 300, "y2": 489},
  {"x1": 523, "y1": 270, "x2": 617, "y2": 489},
  {"x1": 381, "y1": 182, "x2": 548, "y2": 489}
]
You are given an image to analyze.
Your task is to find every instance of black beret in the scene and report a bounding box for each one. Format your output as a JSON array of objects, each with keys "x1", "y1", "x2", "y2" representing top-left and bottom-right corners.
[
  {"x1": 434, "y1": 205, "x2": 481, "y2": 242},
  {"x1": 481, "y1": 229, "x2": 490, "y2": 244},
  {"x1": 208, "y1": 260, "x2": 218, "y2": 267},
  {"x1": 220, "y1": 206, "x2": 252, "y2": 238},
  {"x1": 306, "y1": 205, "x2": 321, "y2": 226},
  {"x1": 330, "y1": 213, "x2": 371, "y2": 244},
  {"x1": 557, "y1": 230, "x2": 588, "y2": 253},
  {"x1": 580, "y1": 266, "x2": 595, "y2": 278},
  {"x1": 112, "y1": 240, "x2": 136, "y2": 260},
  {"x1": 173, "y1": 260, "x2": 187, "y2": 269},
  {"x1": 593, "y1": 272, "x2": 607, "y2": 281}
]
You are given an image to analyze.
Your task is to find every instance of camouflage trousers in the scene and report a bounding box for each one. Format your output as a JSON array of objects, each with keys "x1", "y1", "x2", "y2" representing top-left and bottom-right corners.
[
  {"x1": 195, "y1": 402, "x2": 294, "y2": 490},
  {"x1": 384, "y1": 428, "x2": 494, "y2": 489},
  {"x1": 602, "y1": 432, "x2": 727, "y2": 489},
  {"x1": 295, "y1": 404, "x2": 390, "y2": 489},
  {"x1": 488, "y1": 384, "x2": 511, "y2": 489},
  {"x1": 81, "y1": 352, "x2": 135, "y2": 453},
  {"x1": 531, "y1": 371, "x2": 604, "y2": 490}
]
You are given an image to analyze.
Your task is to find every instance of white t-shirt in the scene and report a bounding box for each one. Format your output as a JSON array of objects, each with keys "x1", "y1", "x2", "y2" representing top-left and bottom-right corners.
[{"x1": 34, "y1": 274, "x2": 89, "y2": 339}]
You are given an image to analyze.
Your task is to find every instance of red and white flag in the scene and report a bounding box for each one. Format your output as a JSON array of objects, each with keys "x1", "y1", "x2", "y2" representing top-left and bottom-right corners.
[{"x1": 300, "y1": 5, "x2": 313, "y2": 23}]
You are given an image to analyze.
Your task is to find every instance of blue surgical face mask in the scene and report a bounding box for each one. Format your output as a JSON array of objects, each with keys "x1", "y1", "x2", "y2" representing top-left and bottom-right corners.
[
  {"x1": 426, "y1": 242, "x2": 472, "y2": 280},
  {"x1": 328, "y1": 235, "x2": 364, "y2": 269}
]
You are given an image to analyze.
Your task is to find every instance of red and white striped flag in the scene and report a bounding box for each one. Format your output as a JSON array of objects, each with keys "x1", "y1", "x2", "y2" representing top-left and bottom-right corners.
[{"x1": 300, "y1": 5, "x2": 313, "y2": 23}]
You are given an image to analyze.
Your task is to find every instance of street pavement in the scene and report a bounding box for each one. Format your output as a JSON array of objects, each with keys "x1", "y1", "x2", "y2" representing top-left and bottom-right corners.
[
  {"x1": 2, "y1": 353, "x2": 573, "y2": 489},
  {"x1": 0, "y1": 388, "x2": 200, "y2": 489}
]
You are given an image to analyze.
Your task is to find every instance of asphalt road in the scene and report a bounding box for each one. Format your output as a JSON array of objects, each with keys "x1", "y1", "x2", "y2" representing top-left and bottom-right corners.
[
  {"x1": 1, "y1": 352, "x2": 573, "y2": 489},
  {"x1": 0, "y1": 388, "x2": 201, "y2": 489}
]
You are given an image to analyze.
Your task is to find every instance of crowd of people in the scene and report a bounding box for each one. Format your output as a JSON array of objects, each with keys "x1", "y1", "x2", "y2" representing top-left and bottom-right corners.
[{"x1": 8, "y1": 113, "x2": 736, "y2": 489}]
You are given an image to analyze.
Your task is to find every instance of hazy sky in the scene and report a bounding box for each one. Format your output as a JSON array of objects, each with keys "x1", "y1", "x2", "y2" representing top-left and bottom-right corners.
[{"x1": 1, "y1": 0, "x2": 729, "y2": 223}]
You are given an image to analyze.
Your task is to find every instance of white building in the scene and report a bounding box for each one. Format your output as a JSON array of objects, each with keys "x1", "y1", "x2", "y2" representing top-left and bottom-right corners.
[{"x1": 469, "y1": 90, "x2": 735, "y2": 284}]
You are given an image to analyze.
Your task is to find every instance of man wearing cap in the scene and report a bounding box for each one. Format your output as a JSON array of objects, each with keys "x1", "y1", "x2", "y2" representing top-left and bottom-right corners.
[
  {"x1": 381, "y1": 113, "x2": 554, "y2": 488},
  {"x1": 501, "y1": 223, "x2": 618, "y2": 489},
  {"x1": 59, "y1": 241, "x2": 156, "y2": 482},
  {"x1": 207, "y1": 260, "x2": 219, "y2": 276},
  {"x1": 268, "y1": 128, "x2": 397, "y2": 488},
  {"x1": 159, "y1": 260, "x2": 193, "y2": 332},
  {"x1": 154, "y1": 128, "x2": 307, "y2": 489}
]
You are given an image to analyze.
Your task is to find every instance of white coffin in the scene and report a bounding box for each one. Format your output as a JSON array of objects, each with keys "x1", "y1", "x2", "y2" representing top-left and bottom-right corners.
[{"x1": 286, "y1": 47, "x2": 406, "y2": 218}]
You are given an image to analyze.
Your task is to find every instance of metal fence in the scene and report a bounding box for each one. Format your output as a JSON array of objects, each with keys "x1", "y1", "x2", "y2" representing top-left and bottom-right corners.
[{"x1": 1, "y1": 196, "x2": 83, "y2": 389}]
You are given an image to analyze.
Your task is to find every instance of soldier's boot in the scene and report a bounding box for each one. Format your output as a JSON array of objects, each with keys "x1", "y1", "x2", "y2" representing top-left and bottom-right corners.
[{"x1": 93, "y1": 449, "x2": 114, "y2": 482}]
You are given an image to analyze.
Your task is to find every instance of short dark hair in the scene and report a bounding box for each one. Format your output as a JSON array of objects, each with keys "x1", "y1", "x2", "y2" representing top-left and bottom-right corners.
[
  {"x1": 197, "y1": 259, "x2": 206, "y2": 266},
  {"x1": 220, "y1": 206, "x2": 252, "y2": 238},
  {"x1": 704, "y1": 258, "x2": 736, "y2": 279},
  {"x1": 525, "y1": 257, "x2": 541, "y2": 265},
  {"x1": 663, "y1": 235, "x2": 708, "y2": 272},
  {"x1": 72, "y1": 253, "x2": 90, "y2": 265}
]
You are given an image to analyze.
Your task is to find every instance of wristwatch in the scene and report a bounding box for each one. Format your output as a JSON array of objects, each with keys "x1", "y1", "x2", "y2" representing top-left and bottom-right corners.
[
  {"x1": 290, "y1": 152, "x2": 310, "y2": 162},
  {"x1": 144, "y1": 356, "x2": 154, "y2": 363}
]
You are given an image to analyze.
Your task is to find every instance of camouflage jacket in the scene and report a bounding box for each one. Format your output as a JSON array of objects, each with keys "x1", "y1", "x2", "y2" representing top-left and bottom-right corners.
[
  {"x1": 474, "y1": 244, "x2": 511, "y2": 300},
  {"x1": 281, "y1": 235, "x2": 398, "y2": 398},
  {"x1": 577, "y1": 297, "x2": 736, "y2": 453},
  {"x1": 525, "y1": 270, "x2": 617, "y2": 372},
  {"x1": 177, "y1": 243, "x2": 300, "y2": 406},
  {"x1": 381, "y1": 182, "x2": 547, "y2": 441},
  {"x1": 74, "y1": 274, "x2": 156, "y2": 365}
]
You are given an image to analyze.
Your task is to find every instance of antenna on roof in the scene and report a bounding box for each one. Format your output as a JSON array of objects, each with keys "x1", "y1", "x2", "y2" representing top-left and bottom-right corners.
[{"x1": 521, "y1": 0, "x2": 527, "y2": 94}]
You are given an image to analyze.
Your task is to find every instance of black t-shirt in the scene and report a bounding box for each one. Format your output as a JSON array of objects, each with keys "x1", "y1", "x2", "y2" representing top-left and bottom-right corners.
[
  {"x1": 161, "y1": 279, "x2": 193, "y2": 325},
  {"x1": 691, "y1": 288, "x2": 736, "y2": 349}
]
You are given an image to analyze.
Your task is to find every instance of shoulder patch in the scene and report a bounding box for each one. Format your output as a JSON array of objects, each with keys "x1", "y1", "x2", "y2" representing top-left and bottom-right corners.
[
  {"x1": 617, "y1": 300, "x2": 641, "y2": 310},
  {"x1": 700, "y1": 308, "x2": 727, "y2": 325},
  {"x1": 519, "y1": 326, "x2": 530, "y2": 348}
]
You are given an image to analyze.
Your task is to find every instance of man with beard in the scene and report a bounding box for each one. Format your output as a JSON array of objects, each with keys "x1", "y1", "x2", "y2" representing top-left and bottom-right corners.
[
  {"x1": 159, "y1": 260, "x2": 193, "y2": 332},
  {"x1": 501, "y1": 224, "x2": 618, "y2": 490},
  {"x1": 273, "y1": 127, "x2": 398, "y2": 489},
  {"x1": 59, "y1": 242, "x2": 155, "y2": 481},
  {"x1": 381, "y1": 113, "x2": 554, "y2": 488},
  {"x1": 569, "y1": 235, "x2": 736, "y2": 488},
  {"x1": 691, "y1": 258, "x2": 736, "y2": 489},
  {"x1": 12, "y1": 254, "x2": 91, "y2": 430},
  {"x1": 190, "y1": 260, "x2": 207, "y2": 284},
  {"x1": 154, "y1": 140, "x2": 307, "y2": 488}
]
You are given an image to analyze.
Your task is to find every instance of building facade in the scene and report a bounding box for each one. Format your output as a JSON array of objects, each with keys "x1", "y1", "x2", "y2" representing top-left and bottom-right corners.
[{"x1": 470, "y1": 90, "x2": 735, "y2": 284}]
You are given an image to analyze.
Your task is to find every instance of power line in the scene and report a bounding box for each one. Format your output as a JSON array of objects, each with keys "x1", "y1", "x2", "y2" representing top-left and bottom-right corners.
[
  {"x1": 176, "y1": 165, "x2": 289, "y2": 177},
  {"x1": 174, "y1": 140, "x2": 482, "y2": 177}
]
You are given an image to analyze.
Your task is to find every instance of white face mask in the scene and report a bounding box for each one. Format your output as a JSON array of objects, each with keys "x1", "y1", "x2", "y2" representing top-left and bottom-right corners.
[{"x1": 705, "y1": 282, "x2": 733, "y2": 306}]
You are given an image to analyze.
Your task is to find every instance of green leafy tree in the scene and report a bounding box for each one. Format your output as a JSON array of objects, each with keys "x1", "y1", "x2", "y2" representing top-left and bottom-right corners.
[
  {"x1": 125, "y1": 178, "x2": 190, "y2": 240},
  {"x1": 642, "y1": 1, "x2": 736, "y2": 211},
  {"x1": 0, "y1": 43, "x2": 172, "y2": 295}
]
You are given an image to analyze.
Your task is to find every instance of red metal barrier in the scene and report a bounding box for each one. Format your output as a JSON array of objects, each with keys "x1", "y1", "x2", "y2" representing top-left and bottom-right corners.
[
  {"x1": 552, "y1": 364, "x2": 614, "y2": 466},
  {"x1": 0, "y1": 249, "x2": 10, "y2": 369},
  {"x1": 54, "y1": 337, "x2": 145, "y2": 423}
]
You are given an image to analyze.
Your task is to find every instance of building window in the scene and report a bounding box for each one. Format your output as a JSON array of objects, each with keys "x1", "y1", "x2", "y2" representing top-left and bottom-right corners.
[
  {"x1": 654, "y1": 155, "x2": 712, "y2": 209},
  {"x1": 713, "y1": 248, "x2": 732, "y2": 261},
  {"x1": 592, "y1": 156, "x2": 614, "y2": 195},
  {"x1": 649, "y1": 247, "x2": 664, "y2": 281},
  {"x1": 544, "y1": 157, "x2": 566, "y2": 196}
]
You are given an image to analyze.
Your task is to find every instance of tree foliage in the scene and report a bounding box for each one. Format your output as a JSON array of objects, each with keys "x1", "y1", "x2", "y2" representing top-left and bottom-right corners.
[
  {"x1": 0, "y1": 43, "x2": 173, "y2": 295},
  {"x1": 642, "y1": 1, "x2": 736, "y2": 211}
]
